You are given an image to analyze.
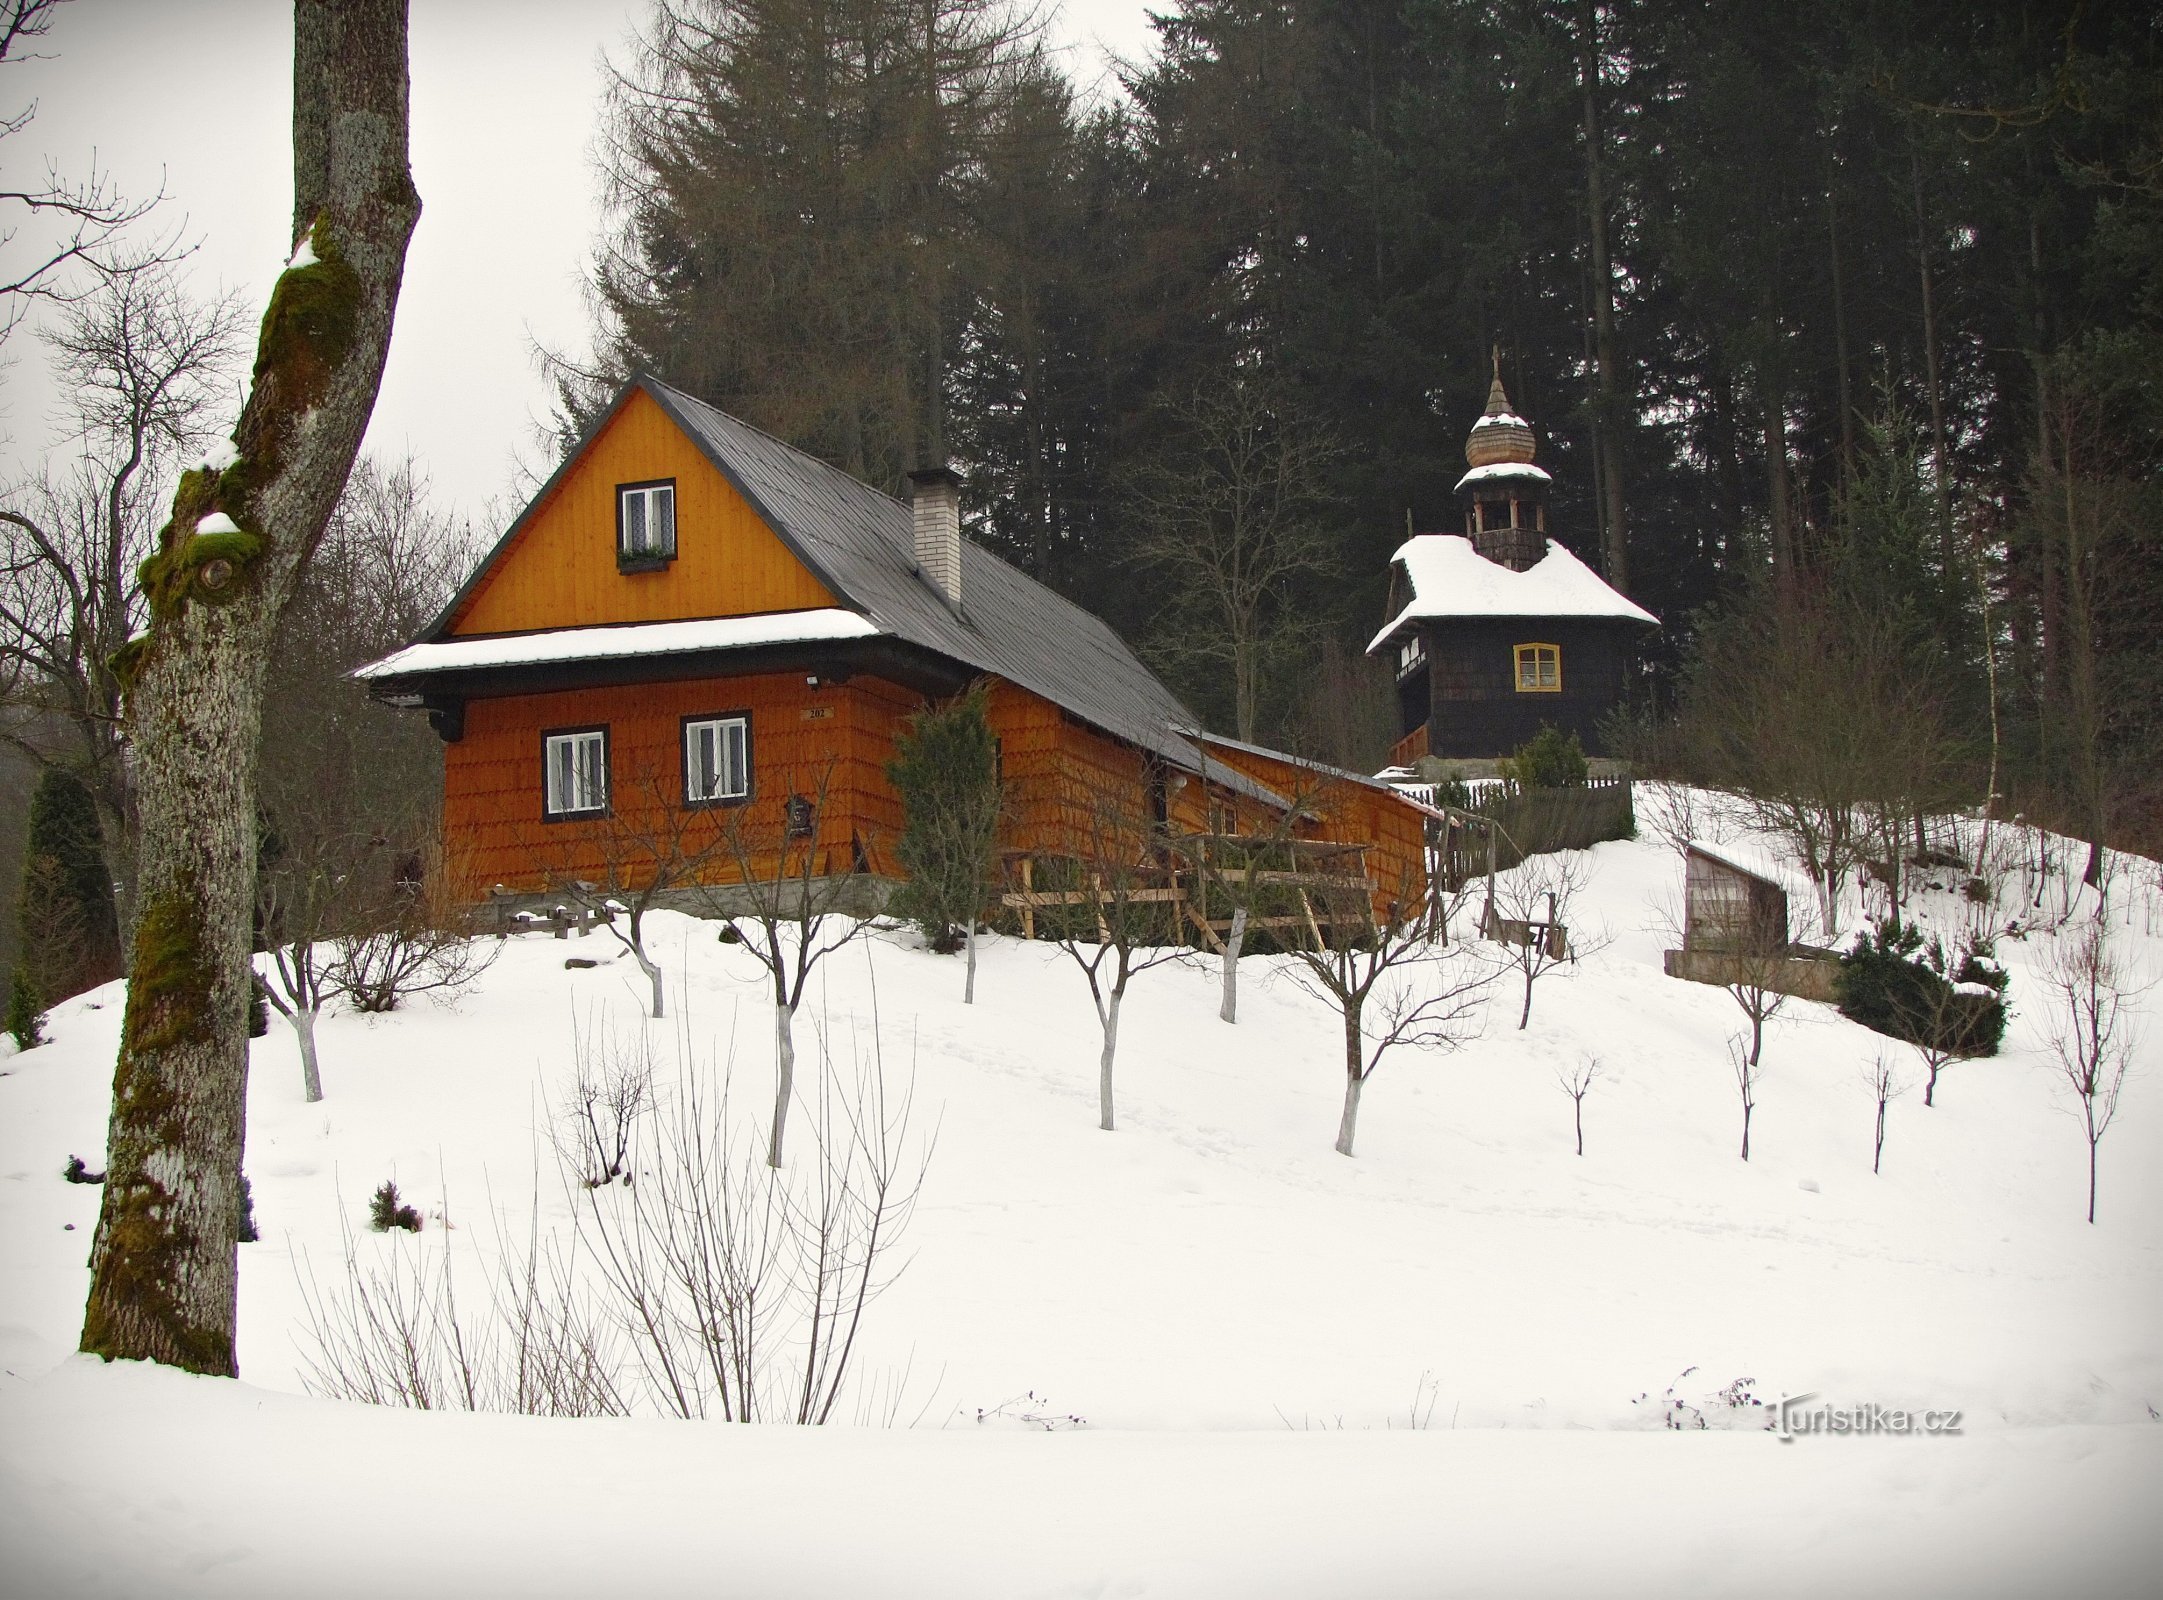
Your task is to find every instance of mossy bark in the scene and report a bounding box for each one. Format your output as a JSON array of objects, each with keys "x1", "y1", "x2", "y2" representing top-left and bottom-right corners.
[{"x1": 80, "y1": 0, "x2": 419, "y2": 1376}]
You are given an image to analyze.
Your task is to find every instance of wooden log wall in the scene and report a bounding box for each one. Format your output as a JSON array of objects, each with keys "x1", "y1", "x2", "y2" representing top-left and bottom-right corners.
[{"x1": 442, "y1": 670, "x2": 916, "y2": 895}]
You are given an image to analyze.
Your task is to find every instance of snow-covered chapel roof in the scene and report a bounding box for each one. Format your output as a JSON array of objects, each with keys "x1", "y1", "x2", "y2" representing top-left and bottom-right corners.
[{"x1": 1367, "y1": 534, "x2": 1659, "y2": 652}]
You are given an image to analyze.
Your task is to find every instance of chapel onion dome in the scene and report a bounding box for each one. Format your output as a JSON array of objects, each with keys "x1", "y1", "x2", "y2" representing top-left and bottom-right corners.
[{"x1": 1455, "y1": 363, "x2": 1552, "y2": 495}]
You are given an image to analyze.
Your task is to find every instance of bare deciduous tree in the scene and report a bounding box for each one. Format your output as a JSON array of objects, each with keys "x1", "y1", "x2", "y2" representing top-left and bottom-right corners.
[
  {"x1": 0, "y1": 1, "x2": 189, "y2": 345},
  {"x1": 699, "y1": 761, "x2": 875, "y2": 1167},
  {"x1": 1860, "y1": 1052, "x2": 1909, "y2": 1175},
  {"x1": 0, "y1": 262, "x2": 245, "y2": 915},
  {"x1": 1485, "y1": 849, "x2": 1606, "y2": 1029},
  {"x1": 2039, "y1": 919, "x2": 2145, "y2": 1223},
  {"x1": 1019, "y1": 773, "x2": 1188, "y2": 1133},
  {"x1": 1729, "y1": 1034, "x2": 1763, "y2": 1161},
  {"x1": 1556, "y1": 1054, "x2": 1603, "y2": 1156},
  {"x1": 1281, "y1": 867, "x2": 1489, "y2": 1157},
  {"x1": 1130, "y1": 377, "x2": 1342, "y2": 743}
]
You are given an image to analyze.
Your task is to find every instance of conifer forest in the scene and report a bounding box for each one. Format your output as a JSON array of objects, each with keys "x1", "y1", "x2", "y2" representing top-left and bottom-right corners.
[{"x1": 565, "y1": 0, "x2": 2161, "y2": 858}]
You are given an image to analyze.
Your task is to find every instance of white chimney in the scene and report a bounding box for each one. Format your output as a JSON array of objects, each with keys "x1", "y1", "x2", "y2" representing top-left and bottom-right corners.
[{"x1": 908, "y1": 466, "x2": 963, "y2": 607}]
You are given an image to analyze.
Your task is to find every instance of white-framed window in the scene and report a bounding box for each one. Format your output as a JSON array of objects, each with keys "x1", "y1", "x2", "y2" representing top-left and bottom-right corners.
[
  {"x1": 1397, "y1": 635, "x2": 1427, "y2": 677},
  {"x1": 683, "y1": 713, "x2": 751, "y2": 805},
  {"x1": 618, "y1": 479, "x2": 676, "y2": 565},
  {"x1": 543, "y1": 727, "x2": 609, "y2": 818}
]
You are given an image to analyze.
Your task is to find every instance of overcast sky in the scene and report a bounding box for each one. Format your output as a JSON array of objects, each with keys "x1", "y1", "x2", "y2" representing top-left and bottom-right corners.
[{"x1": 0, "y1": 0, "x2": 1162, "y2": 526}]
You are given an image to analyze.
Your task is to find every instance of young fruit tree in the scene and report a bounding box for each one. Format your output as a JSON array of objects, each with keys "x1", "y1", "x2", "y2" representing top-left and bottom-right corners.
[
  {"x1": 2039, "y1": 919, "x2": 2146, "y2": 1224},
  {"x1": 1860, "y1": 1053, "x2": 1910, "y2": 1176},
  {"x1": 885, "y1": 682, "x2": 1004, "y2": 1002},
  {"x1": 1729, "y1": 1034, "x2": 1763, "y2": 1161},
  {"x1": 1556, "y1": 1054, "x2": 1603, "y2": 1157},
  {"x1": 1019, "y1": 771, "x2": 1189, "y2": 1132},
  {"x1": 551, "y1": 766, "x2": 736, "y2": 1019},
  {"x1": 699, "y1": 762, "x2": 873, "y2": 1167},
  {"x1": 1484, "y1": 848, "x2": 1605, "y2": 1029},
  {"x1": 1281, "y1": 866, "x2": 1489, "y2": 1157},
  {"x1": 80, "y1": 0, "x2": 420, "y2": 1376}
]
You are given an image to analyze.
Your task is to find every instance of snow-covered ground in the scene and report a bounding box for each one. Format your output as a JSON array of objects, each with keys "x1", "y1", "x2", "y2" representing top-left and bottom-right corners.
[{"x1": 3, "y1": 800, "x2": 2158, "y2": 1596}]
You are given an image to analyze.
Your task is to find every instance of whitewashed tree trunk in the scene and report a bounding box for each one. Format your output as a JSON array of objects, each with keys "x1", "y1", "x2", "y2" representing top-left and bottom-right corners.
[
  {"x1": 80, "y1": 0, "x2": 418, "y2": 1376},
  {"x1": 964, "y1": 918, "x2": 978, "y2": 1004},
  {"x1": 769, "y1": 999, "x2": 796, "y2": 1167},
  {"x1": 1336, "y1": 1070, "x2": 1365, "y2": 1158},
  {"x1": 1097, "y1": 985, "x2": 1123, "y2": 1132},
  {"x1": 1219, "y1": 905, "x2": 1247, "y2": 1023},
  {"x1": 292, "y1": 1005, "x2": 322, "y2": 1104},
  {"x1": 634, "y1": 947, "x2": 664, "y2": 1019},
  {"x1": 1336, "y1": 1011, "x2": 1365, "y2": 1156}
]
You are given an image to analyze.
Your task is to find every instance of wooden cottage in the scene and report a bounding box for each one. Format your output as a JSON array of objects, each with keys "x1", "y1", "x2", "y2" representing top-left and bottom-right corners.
[
  {"x1": 358, "y1": 375, "x2": 1430, "y2": 922},
  {"x1": 1369, "y1": 365, "x2": 1658, "y2": 764}
]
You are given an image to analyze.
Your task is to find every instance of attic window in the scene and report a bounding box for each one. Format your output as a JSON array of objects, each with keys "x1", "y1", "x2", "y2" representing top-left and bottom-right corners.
[
  {"x1": 1397, "y1": 636, "x2": 1427, "y2": 678},
  {"x1": 1514, "y1": 643, "x2": 1561, "y2": 693},
  {"x1": 618, "y1": 479, "x2": 676, "y2": 571}
]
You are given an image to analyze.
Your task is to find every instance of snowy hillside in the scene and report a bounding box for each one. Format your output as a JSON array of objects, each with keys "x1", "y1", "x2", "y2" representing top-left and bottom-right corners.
[{"x1": 3, "y1": 797, "x2": 2158, "y2": 1597}]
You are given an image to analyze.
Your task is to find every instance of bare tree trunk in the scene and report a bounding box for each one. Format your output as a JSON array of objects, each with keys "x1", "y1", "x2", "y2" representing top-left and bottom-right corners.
[
  {"x1": 1573, "y1": 1094, "x2": 1584, "y2": 1156},
  {"x1": 1097, "y1": 985, "x2": 1122, "y2": 1132},
  {"x1": 81, "y1": 0, "x2": 418, "y2": 1376},
  {"x1": 769, "y1": 998, "x2": 795, "y2": 1167},
  {"x1": 1577, "y1": 0, "x2": 1628, "y2": 593},
  {"x1": 293, "y1": 1005, "x2": 322, "y2": 1105},
  {"x1": 1913, "y1": 151, "x2": 1954, "y2": 565},
  {"x1": 963, "y1": 917, "x2": 977, "y2": 1004},
  {"x1": 1873, "y1": 1095, "x2": 1887, "y2": 1174},
  {"x1": 1219, "y1": 905, "x2": 1247, "y2": 1023},
  {"x1": 1519, "y1": 967, "x2": 1534, "y2": 1030}
]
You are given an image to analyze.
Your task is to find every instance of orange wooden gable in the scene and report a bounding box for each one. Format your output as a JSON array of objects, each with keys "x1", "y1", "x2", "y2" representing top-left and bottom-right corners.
[{"x1": 444, "y1": 387, "x2": 839, "y2": 637}]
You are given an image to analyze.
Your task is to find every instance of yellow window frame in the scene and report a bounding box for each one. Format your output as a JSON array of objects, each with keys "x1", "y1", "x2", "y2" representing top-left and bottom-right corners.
[{"x1": 1514, "y1": 642, "x2": 1561, "y2": 693}]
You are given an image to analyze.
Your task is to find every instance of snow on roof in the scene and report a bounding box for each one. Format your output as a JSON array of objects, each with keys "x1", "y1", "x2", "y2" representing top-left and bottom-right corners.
[
  {"x1": 1470, "y1": 412, "x2": 1530, "y2": 431},
  {"x1": 354, "y1": 609, "x2": 881, "y2": 680},
  {"x1": 1453, "y1": 461, "x2": 1552, "y2": 492},
  {"x1": 1687, "y1": 838, "x2": 1816, "y2": 900},
  {"x1": 1367, "y1": 535, "x2": 1659, "y2": 650}
]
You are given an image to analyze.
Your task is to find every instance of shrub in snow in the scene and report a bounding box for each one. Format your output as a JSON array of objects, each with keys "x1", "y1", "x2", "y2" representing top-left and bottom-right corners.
[
  {"x1": 1500, "y1": 723, "x2": 1589, "y2": 792},
  {"x1": 63, "y1": 1154, "x2": 106, "y2": 1184},
  {"x1": 886, "y1": 683, "x2": 1003, "y2": 964},
  {"x1": 5, "y1": 972, "x2": 45, "y2": 1051},
  {"x1": 969, "y1": 1391, "x2": 1088, "y2": 1431},
  {"x1": 369, "y1": 1181, "x2": 422, "y2": 1233},
  {"x1": 1835, "y1": 922, "x2": 2007, "y2": 1102},
  {"x1": 238, "y1": 1175, "x2": 259, "y2": 1242}
]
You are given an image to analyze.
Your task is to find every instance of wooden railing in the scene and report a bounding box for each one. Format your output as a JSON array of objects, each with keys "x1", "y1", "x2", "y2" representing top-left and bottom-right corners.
[{"x1": 1388, "y1": 723, "x2": 1430, "y2": 768}]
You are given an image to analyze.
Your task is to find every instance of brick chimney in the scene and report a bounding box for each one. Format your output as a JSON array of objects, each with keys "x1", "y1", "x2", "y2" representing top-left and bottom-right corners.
[{"x1": 908, "y1": 466, "x2": 963, "y2": 607}]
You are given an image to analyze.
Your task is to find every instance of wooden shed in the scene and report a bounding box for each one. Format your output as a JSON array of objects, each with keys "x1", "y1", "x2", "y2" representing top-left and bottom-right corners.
[
  {"x1": 1680, "y1": 843, "x2": 1789, "y2": 958},
  {"x1": 1662, "y1": 841, "x2": 1839, "y2": 1002}
]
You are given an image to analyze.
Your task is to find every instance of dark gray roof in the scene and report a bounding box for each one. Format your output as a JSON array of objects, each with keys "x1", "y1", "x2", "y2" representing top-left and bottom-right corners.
[{"x1": 423, "y1": 375, "x2": 1285, "y2": 808}]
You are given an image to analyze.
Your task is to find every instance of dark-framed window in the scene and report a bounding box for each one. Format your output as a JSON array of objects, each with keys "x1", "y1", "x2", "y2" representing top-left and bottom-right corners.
[
  {"x1": 542, "y1": 724, "x2": 610, "y2": 819},
  {"x1": 682, "y1": 710, "x2": 752, "y2": 806},
  {"x1": 617, "y1": 478, "x2": 677, "y2": 571}
]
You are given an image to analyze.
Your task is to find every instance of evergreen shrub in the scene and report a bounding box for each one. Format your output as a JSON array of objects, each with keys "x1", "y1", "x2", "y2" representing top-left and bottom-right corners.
[
  {"x1": 1835, "y1": 921, "x2": 2007, "y2": 1056},
  {"x1": 887, "y1": 684, "x2": 1003, "y2": 953},
  {"x1": 1503, "y1": 725, "x2": 1590, "y2": 791},
  {"x1": 6, "y1": 971, "x2": 44, "y2": 1050},
  {"x1": 368, "y1": 1180, "x2": 422, "y2": 1233}
]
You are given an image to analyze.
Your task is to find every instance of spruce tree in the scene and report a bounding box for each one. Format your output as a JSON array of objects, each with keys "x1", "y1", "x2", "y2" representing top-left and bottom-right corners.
[
  {"x1": 13, "y1": 767, "x2": 123, "y2": 1007},
  {"x1": 886, "y1": 685, "x2": 1003, "y2": 963}
]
